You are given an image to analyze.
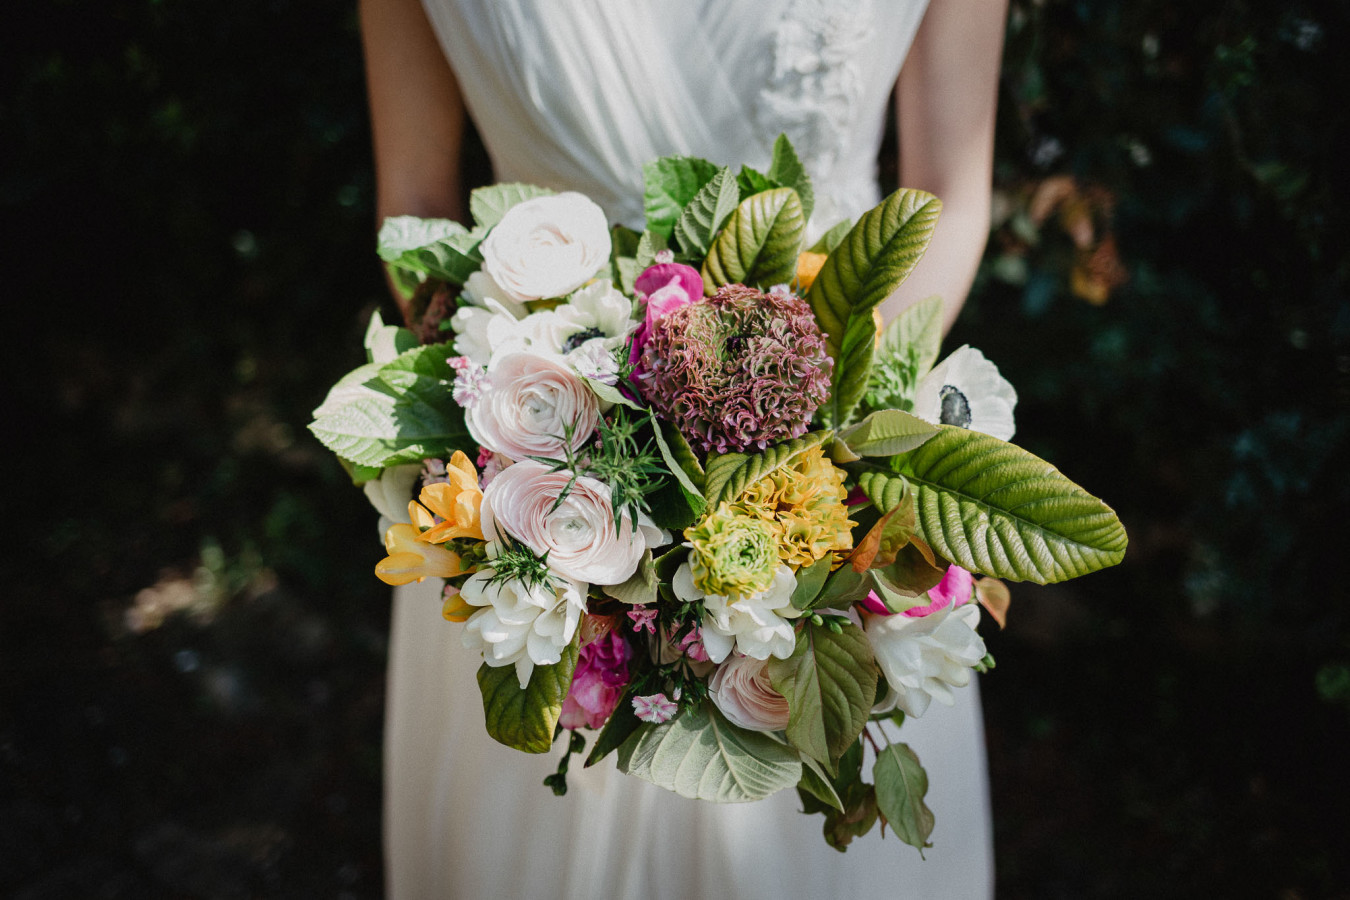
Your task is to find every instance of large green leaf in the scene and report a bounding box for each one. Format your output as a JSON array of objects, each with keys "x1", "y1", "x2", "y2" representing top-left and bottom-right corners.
[
  {"x1": 469, "y1": 183, "x2": 554, "y2": 229},
  {"x1": 873, "y1": 743, "x2": 935, "y2": 854},
  {"x1": 673, "y1": 166, "x2": 740, "y2": 259},
  {"x1": 857, "y1": 425, "x2": 1128, "y2": 584},
  {"x1": 477, "y1": 634, "x2": 580, "y2": 754},
  {"x1": 807, "y1": 189, "x2": 942, "y2": 427},
  {"x1": 377, "y1": 215, "x2": 487, "y2": 285},
  {"x1": 768, "y1": 619, "x2": 878, "y2": 774},
  {"x1": 616, "y1": 702, "x2": 802, "y2": 802},
  {"x1": 643, "y1": 156, "x2": 720, "y2": 239},
  {"x1": 838, "y1": 409, "x2": 939, "y2": 457},
  {"x1": 701, "y1": 188, "x2": 805, "y2": 292},
  {"x1": 702, "y1": 431, "x2": 831, "y2": 509}
]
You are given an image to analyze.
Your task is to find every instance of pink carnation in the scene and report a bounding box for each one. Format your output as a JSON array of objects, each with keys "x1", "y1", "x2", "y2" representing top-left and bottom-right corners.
[{"x1": 560, "y1": 630, "x2": 632, "y2": 730}]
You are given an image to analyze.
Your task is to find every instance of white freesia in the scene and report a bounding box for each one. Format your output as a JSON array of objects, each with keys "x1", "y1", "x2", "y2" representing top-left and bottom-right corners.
[
  {"x1": 912, "y1": 345, "x2": 1018, "y2": 441},
  {"x1": 361, "y1": 464, "x2": 420, "y2": 536},
  {"x1": 481, "y1": 192, "x2": 612, "y2": 303},
  {"x1": 866, "y1": 602, "x2": 987, "y2": 718},
  {"x1": 480, "y1": 460, "x2": 666, "y2": 585},
  {"x1": 460, "y1": 550, "x2": 587, "y2": 688},
  {"x1": 709, "y1": 654, "x2": 791, "y2": 732},
  {"x1": 674, "y1": 562, "x2": 801, "y2": 663},
  {"x1": 465, "y1": 351, "x2": 600, "y2": 461}
]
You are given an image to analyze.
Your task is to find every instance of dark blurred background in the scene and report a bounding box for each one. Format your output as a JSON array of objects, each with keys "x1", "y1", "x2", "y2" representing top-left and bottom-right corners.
[{"x1": 4, "y1": 1, "x2": 1348, "y2": 897}]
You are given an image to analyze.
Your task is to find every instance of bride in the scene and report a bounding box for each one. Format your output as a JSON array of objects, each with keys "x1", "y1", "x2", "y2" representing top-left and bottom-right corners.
[{"x1": 359, "y1": 1, "x2": 1008, "y2": 897}]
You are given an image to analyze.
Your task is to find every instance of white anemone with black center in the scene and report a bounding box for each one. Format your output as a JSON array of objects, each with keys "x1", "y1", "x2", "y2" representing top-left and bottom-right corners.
[{"x1": 912, "y1": 345, "x2": 1018, "y2": 441}]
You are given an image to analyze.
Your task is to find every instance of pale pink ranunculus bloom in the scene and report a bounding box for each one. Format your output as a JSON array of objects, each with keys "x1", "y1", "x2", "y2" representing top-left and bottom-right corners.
[
  {"x1": 479, "y1": 460, "x2": 664, "y2": 585},
  {"x1": 465, "y1": 351, "x2": 600, "y2": 462},
  {"x1": 709, "y1": 654, "x2": 790, "y2": 732},
  {"x1": 480, "y1": 192, "x2": 612, "y2": 303},
  {"x1": 559, "y1": 630, "x2": 631, "y2": 730}
]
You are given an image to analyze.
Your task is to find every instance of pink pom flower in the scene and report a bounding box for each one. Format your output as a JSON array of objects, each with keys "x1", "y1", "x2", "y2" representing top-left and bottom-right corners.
[{"x1": 560, "y1": 630, "x2": 632, "y2": 730}]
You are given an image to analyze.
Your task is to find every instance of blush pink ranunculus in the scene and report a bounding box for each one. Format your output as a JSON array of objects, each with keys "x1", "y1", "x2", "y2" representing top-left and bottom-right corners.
[
  {"x1": 559, "y1": 630, "x2": 632, "y2": 730},
  {"x1": 628, "y1": 262, "x2": 704, "y2": 369},
  {"x1": 708, "y1": 653, "x2": 791, "y2": 732}
]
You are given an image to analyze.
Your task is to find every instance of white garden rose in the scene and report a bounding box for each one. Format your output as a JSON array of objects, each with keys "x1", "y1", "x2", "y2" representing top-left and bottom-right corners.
[
  {"x1": 912, "y1": 346, "x2": 1017, "y2": 441},
  {"x1": 709, "y1": 654, "x2": 791, "y2": 732},
  {"x1": 480, "y1": 192, "x2": 612, "y2": 303},
  {"x1": 479, "y1": 460, "x2": 664, "y2": 585},
  {"x1": 674, "y1": 562, "x2": 801, "y2": 663},
  {"x1": 465, "y1": 351, "x2": 600, "y2": 461},
  {"x1": 460, "y1": 551, "x2": 587, "y2": 688},
  {"x1": 865, "y1": 602, "x2": 987, "y2": 718}
]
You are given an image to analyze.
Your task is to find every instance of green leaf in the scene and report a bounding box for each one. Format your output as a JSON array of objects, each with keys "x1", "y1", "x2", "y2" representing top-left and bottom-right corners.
[
  {"x1": 635, "y1": 230, "x2": 667, "y2": 273},
  {"x1": 790, "y1": 555, "x2": 835, "y2": 610},
  {"x1": 797, "y1": 755, "x2": 845, "y2": 812},
  {"x1": 469, "y1": 183, "x2": 554, "y2": 229},
  {"x1": 873, "y1": 743, "x2": 935, "y2": 854},
  {"x1": 811, "y1": 563, "x2": 870, "y2": 612},
  {"x1": 766, "y1": 133, "x2": 815, "y2": 224},
  {"x1": 338, "y1": 457, "x2": 383, "y2": 486},
  {"x1": 807, "y1": 219, "x2": 852, "y2": 256},
  {"x1": 702, "y1": 430, "x2": 831, "y2": 509},
  {"x1": 768, "y1": 619, "x2": 878, "y2": 774},
  {"x1": 673, "y1": 166, "x2": 740, "y2": 258},
  {"x1": 652, "y1": 420, "x2": 706, "y2": 496},
  {"x1": 643, "y1": 156, "x2": 720, "y2": 239},
  {"x1": 800, "y1": 741, "x2": 878, "y2": 851},
  {"x1": 377, "y1": 215, "x2": 486, "y2": 285},
  {"x1": 736, "y1": 165, "x2": 776, "y2": 197},
  {"x1": 858, "y1": 425, "x2": 1129, "y2": 583},
  {"x1": 701, "y1": 188, "x2": 806, "y2": 292},
  {"x1": 477, "y1": 634, "x2": 580, "y2": 754},
  {"x1": 377, "y1": 342, "x2": 457, "y2": 392},
  {"x1": 602, "y1": 550, "x2": 659, "y2": 605},
  {"x1": 584, "y1": 689, "x2": 642, "y2": 768},
  {"x1": 808, "y1": 189, "x2": 942, "y2": 427},
  {"x1": 363, "y1": 310, "x2": 418, "y2": 365},
  {"x1": 879, "y1": 294, "x2": 945, "y2": 381},
  {"x1": 616, "y1": 702, "x2": 802, "y2": 802},
  {"x1": 839, "y1": 409, "x2": 939, "y2": 457}
]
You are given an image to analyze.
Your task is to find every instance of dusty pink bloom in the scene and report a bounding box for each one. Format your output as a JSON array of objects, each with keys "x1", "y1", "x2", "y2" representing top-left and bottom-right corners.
[
  {"x1": 679, "y1": 625, "x2": 710, "y2": 662},
  {"x1": 559, "y1": 630, "x2": 632, "y2": 730},
  {"x1": 633, "y1": 693, "x2": 678, "y2": 724},
  {"x1": 628, "y1": 261, "x2": 704, "y2": 371},
  {"x1": 903, "y1": 565, "x2": 975, "y2": 618},
  {"x1": 709, "y1": 654, "x2": 791, "y2": 732},
  {"x1": 627, "y1": 606, "x2": 658, "y2": 634}
]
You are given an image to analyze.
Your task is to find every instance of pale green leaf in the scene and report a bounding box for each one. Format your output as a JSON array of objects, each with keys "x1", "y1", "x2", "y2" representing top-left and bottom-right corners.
[
  {"x1": 858, "y1": 425, "x2": 1128, "y2": 584},
  {"x1": 377, "y1": 215, "x2": 485, "y2": 285},
  {"x1": 701, "y1": 188, "x2": 806, "y2": 292},
  {"x1": 839, "y1": 409, "x2": 939, "y2": 457},
  {"x1": 602, "y1": 550, "x2": 658, "y2": 605},
  {"x1": 808, "y1": 190, "x2": 942, "y2": 427},
  {"x1": 807, "y1": 219, "x2": 852, "y2": 256},
  {"x1": 880, "y1": 294, "x2": 945, "y2": 381},
  {"x1": 873, "y1": 743, "x2": 935, "y2": 853},
  {"x1": 477, "y1": 634, "x2": 580, "y2": 754},
  {"x1": 789, "y1": 555, "x2": 834, "y2": 610},
  {"x1": 702, "y1": 430, "x2": 831, "y2": 508},
  {"x1": 617, "y1": 702, "x2": 802, "y2": 802},
  {"x1": 768, "y1": 620, "x2": 878, "y2": 773},
  {"x1": 643, "y1": 156, "x2": 720, "y2": 239},
  {"x1": 635, "y1": 230, "x2": 667, "y2": 273},
  {"x1": 652, "y1": 420, "x2": 705, "y2": 497},
  {"x1": 673, "y1": 167, "x2": 740, "y2": 258},
  {"x1": 766, "y1": 133, "x2": 815, "y2": 224},
  {"x1": 469, "y1": 183, "x2": 554, "y2": 229}
]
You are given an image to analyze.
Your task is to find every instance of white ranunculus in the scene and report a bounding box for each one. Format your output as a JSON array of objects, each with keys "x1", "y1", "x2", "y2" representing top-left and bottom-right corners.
[
  {"x1": 674, "y1": 562, "x2": 801, "y2": 663},
  {"x1": 866, "y1": 602, "x2": 986, "y2": 718},
  {"x1": 709, "y1": 654, "x2": 791, "y2": 732},
  {"x1": 461, "y1": 269, "x2": 527, "y2": 318},
  {"x1": 479, "y1": 460, "x2": 662, "y2": 585},
  {"x1": 460, "y1": 554, "x2": 587, "y2": 688},
  {"x1": 912, "y1": 346, "x2": 1018, "y2": 441},
  {"x1": 480, "y1": 193, "x2": 612, "y2": 303},
  {"x1": 465, "y1": 351, "x2": 600, "y2": 461}
]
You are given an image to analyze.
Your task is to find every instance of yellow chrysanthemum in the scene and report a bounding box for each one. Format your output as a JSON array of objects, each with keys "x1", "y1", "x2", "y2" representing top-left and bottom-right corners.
[
  {"x1": 375, "y1": 523, "x2": 470, "y2": 586},
  {"x1": 733, "y1": 446, "x2": 854, "y2": 569},
  {"x1": 409, "y1": 451, "x2": 484, "y2": 543}
]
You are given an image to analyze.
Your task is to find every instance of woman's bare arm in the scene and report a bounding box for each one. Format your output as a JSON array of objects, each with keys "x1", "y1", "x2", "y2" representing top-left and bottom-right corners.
[
  {"x1": 880, "y1": 0, "x2": 1008, "y2": 333},
  {"x1": 359, "y1": 0, "x2": 468, "y2": 312}
]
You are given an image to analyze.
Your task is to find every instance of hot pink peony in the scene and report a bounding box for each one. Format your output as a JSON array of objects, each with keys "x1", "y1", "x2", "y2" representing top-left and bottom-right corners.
[{"x1": 559, "y1": 630, "x2": 632, "y2": 730}]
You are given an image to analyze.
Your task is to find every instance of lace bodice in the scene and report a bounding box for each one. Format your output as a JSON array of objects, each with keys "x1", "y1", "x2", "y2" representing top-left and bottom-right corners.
[{"x1": 420, "y1": 0, "x2": 930, "y2": 235}]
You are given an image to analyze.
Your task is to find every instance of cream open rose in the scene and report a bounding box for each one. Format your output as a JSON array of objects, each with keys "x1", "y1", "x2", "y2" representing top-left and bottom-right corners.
[
  {"x1": 479, "y1": 460, "x2": 664, "y2": 585},
  {"x1": 709, "y1": 654, "x2": 790, "y2": 732},
  {"x1": 480, "y1": 192, "x2": 612, "y2": 303},
  {"x1": 465, "y1": 351, "x2": 600, "y2": 461}
]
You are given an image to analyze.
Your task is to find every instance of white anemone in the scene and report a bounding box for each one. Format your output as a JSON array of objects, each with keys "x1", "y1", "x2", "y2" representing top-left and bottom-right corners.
[{"x1": 912, "y1": 346, "x2": 1017, "y2": 441}]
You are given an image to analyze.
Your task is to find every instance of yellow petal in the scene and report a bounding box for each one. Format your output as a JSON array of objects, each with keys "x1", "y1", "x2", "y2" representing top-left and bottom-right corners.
[
  {"x1": 375, "y1": 552, "x2": 434, "y2": 586},
  {"x1": 408, "y1": 501, "x2": 437, "y2": 531},
  {"x1": 796, "y1": 251, "x2": 828, "y2": 293},
  {"x1": 442, "y1": 588, "x2": 475, "y2": 623}
]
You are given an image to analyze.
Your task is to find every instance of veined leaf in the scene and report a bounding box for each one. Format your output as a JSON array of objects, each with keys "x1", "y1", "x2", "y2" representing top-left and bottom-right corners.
[
  {"x1": 469, "y1": 183, "x2": 554, "y2": 229},
  {"x1": 702, "y1": 430, "x2": 830, "y2": 508},
  {"x1": 858, "y1": 425, "x2": 1128, "y2": 584},
  {"x1": 602, "y1": 550, "x2": 659, "y2": 605},
  {"x1": 584, "y1": 687, "x2": 642, "y2": 768},
  {"x1": 839, "y1": 409, "x2": 939, "y2": 457},
  {"x1": 377, "y1": 215, "x2": 486, "y2": 285},
  {"x1": 808, "y1": 190, "x2": 942, "y2": 427},
  {"x1": 797, "y1": 755, "x2": 844, "y2": 812},
  {"x1": 635, "y1": 230, "x2": 667, "y2": 273},
  {"x1": 873, "y1": 743, "x2": 935, "y2": 854},
  {"x1": 766, "y1": 133, "x2": 815, "y2": 224},
  {"x1": 477, "y1": 634, "x2": 580, "y2": 754},
  {"x1": 644, "y1": 156, "x2": 720, "y2": 239},
  {"x1": 768, "y1": 619, "x2": 878, "y2": 774},
  {"x1": 673, "y1": 166, "x2": 740, "y2": 258},
  {"x1": 701, "y1": 188, "x2": 805, "y2": 292},
  {"x1": 616, "y1": 702, "x2": 801, "y2": 802}
]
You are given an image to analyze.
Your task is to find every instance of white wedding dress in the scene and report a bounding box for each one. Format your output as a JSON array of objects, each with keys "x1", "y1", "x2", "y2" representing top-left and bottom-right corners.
[{"x1": 385, "y1": 1, "x2": 994, "y2": 897}]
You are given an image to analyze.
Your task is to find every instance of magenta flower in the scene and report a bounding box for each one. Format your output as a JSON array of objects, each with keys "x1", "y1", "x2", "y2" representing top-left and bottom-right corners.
[
  {"x1": 903, "y1": 565, "x2": 975, "y2": 617},
  {"x1": 678, "y1": 625, "x2": 710, "y2": 662},
  {"x1": 628, "y1": 261, "x2": 704, "y2": 371},
  {"x1": 632, "y1": 692, "x2": 678, "y2": 724},
  {"x1": 559, "y1": 631, "x2": 632, "y2": 730}
]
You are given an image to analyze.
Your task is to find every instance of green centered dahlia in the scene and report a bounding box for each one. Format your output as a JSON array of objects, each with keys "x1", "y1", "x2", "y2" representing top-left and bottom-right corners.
[
  {"x1": 636, "y1": 284, "x2": 831, "y2": 453},
  {"x1": 686, "y1": 503, "x2": 781, "y2": 597}
]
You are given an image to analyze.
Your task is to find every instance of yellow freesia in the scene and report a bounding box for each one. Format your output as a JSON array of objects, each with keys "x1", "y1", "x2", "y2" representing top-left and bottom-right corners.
[
  {"x1": 441, "y1": 586, "x2": 475, "y2": 623},
  {"x1": 409, "y1": 451, "x2": 484, "y2": 544},
  {"x1": 375, "y1": 523, "x2": 470, "y2": 586}
]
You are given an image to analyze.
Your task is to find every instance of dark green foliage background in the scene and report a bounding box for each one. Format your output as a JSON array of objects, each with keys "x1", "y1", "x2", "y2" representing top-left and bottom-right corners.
[{"x1": 4, "y1": 1, "x2": 1347, "y2": 896}]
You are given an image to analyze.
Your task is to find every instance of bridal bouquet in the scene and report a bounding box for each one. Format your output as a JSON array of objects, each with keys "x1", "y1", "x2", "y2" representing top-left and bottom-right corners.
[{"x1": 310, "y1": 137, "x2": 1126, "y2": 853}]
